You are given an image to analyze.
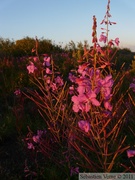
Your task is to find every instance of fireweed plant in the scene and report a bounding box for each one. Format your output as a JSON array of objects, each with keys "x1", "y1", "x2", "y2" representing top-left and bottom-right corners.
[
  {"x1": 23, "y1": 0, "x2": 132, "y2": 177},
  {"x1": 68, "y1": 1, "x2": 129, "y2": 172}
]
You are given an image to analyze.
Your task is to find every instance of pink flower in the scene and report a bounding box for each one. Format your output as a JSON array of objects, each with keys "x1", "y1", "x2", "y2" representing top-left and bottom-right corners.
[
  {"x1": 43, "y1": 57, "x2": 51, "y2": 66},
  {"x1": 27, "y1": 142, "x2": 35, "y2": 150},
  {"x1": 114, "y1": 38, "x2": 120, "y2": 46},
  {"x1": 99, "y1": 34, "x2": 107, "y2": 43},
  {"x1": 111, "y1": 21, "x2": 116, "y2": 25},
  {"x1": 104, "y1": 100, "x2": 112, "y2": 111},
  {"x1": 14, "y1": 89, "x2": 21, "y2": 96},
  {"x1": 50, "y1": 83, "x2": 57, "y2": 91},
  {"x1": 72, "y1": 94, "x2": 90, "y2": 112},
  {"x1": 46, "y1": 67, "x2": 52, "y2": 74},
  {"x1": 78, "y1": 63, "x2": 88, "y2": 76},
  {"x1": 99, "y1": 75, "x2": 113, "y2": 99},
  {"x1": 71, "y1": 91, "x2": 100, "y2": 113},
  {"x1": 68, "y1": 73, "x2": 76, "y2": 83},
  {"x1": 87, "y1": 68, "x2": 100, "y2": 81},
  {"x1": 108, "y1": 39, "x2": 114, "y2": 47},
  {"x1": 32, "y1": 130, "x2": 45, "y2": 143},
  {"x1": 78, "y1": 120, "x2": 90, "y2": 133},
  {"x1": 44, "y1": 76, "x2": 51, "y2": 84},
  {"x1": 76, "y1": 77, "x2": 91, "y2": 94},
  {"x1": 55, "y1": 76, "x2": 64, "y2": 86},
  {"x1": 69, "y1": 85, "x2": 75, "y2": 95},
  {"x1": 33, "y1": 135, "x2": 40, "y2": 143},
  {"x1": 27, "y1": 62, "x2": 37, "y2": 74},
  {"x1": 70, "y1": 167, "x2": 79, "y2": 176},
  {"x1": 87, "y1": 91, "x2": 100, "y2": 106},
  {"x1": 96, "y1": 44, "x2": 104, "y2": 54},
  {"x1": 33, "y1": 56, "x2": 38, "y2": 62},
  {"x1": 77, "y1": 83, "x2": 86, "y2": 94},
  {"x1": 127, "y1": 150, "x2": 135, "y2": 158},
  {"x1": 32, "y1": 130, "x2": 44, "y2": 143}
]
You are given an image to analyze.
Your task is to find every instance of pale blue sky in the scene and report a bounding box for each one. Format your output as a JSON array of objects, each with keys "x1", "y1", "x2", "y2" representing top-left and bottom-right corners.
[{"x1": 0, "y1": 0, "x2": 135, "y2": 51}]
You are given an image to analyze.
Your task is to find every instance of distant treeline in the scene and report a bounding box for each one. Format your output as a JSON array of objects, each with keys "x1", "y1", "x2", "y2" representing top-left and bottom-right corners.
[
  {"x1": 0, "y1": 36, "x2": 135, "y2": 71},
  {"x1": 0, "y1": 36, "x2": 64, "y2": 57}
]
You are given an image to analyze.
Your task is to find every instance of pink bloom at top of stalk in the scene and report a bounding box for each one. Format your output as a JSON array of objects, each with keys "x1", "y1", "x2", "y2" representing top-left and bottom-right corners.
[
  {"x1": 127, "y1": 150, "x2": 135, "y2": 158},
  {"x1": 27, "y1": 61, "x2": 37, "y2": 74},
  {"x1": 108, "y1": 39, "x2": 114, "y2": 47},
  {"x1": 99, "y1": 34, "x2": 107, "y2": 43},
  {"x1": 114, "y1": 38, "x2": 120, "y2": 46},
  {"x1": 78, "y1": 120, "x2": 90, "y2": 133},
  {"x1": 111, "y1": 22, "x2": 116, "y2": 25},
  {"x1": 96, "y1": 44, "x2": 105, "y2": 54},
  {"x1": 100, "y1": 19, "x2": 105, "y2": 25}
]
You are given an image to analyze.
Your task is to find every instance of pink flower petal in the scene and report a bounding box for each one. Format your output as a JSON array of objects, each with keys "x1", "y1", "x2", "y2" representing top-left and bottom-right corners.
[
  {"x1": 78, "y1": 120, "x2": 90, "y2": 133},
  {"x1": 91, "y1": 98, "x2": 100, "y2": 106},
  {"x1": 127, "y1": 150, "x2": 135, "y2": 158}
]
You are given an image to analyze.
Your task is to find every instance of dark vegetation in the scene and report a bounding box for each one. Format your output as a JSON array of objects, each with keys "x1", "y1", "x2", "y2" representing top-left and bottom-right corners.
[{"x1": 0, "y1": 36, "x2": 135, "y2": 179}]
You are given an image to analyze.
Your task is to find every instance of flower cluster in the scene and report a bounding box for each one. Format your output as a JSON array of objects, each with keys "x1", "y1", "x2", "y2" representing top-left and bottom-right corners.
[
  {"x1": 44, "y1": 74, "x2": 64, "y2": 92},
  {"x1": 69, "y1": 64, "x2": 114, "y2": 113},
  {"x1": 25, "y1": 129, "x2": 46, "y2": 150},
  {"x1": 26, "y1": 55, "x2": 64, "y2": 92},
  {"x1": 99, "y1": 35, "x2": 120, "y2": 47},
  {"x1": 27, "y1": 61, "x2": 37, "y2": 74},
  {"x1": 14, "y1": 89, "x2": 21, "y2": 96},
  {"x1": 99, "y1": 0, "x2": 119, "y2": 47}
]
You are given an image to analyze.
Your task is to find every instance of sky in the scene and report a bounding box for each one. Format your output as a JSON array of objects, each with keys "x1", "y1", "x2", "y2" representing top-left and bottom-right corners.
[{"x1": 0, "y1": 0, "x2": 135, "y2": 51}]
